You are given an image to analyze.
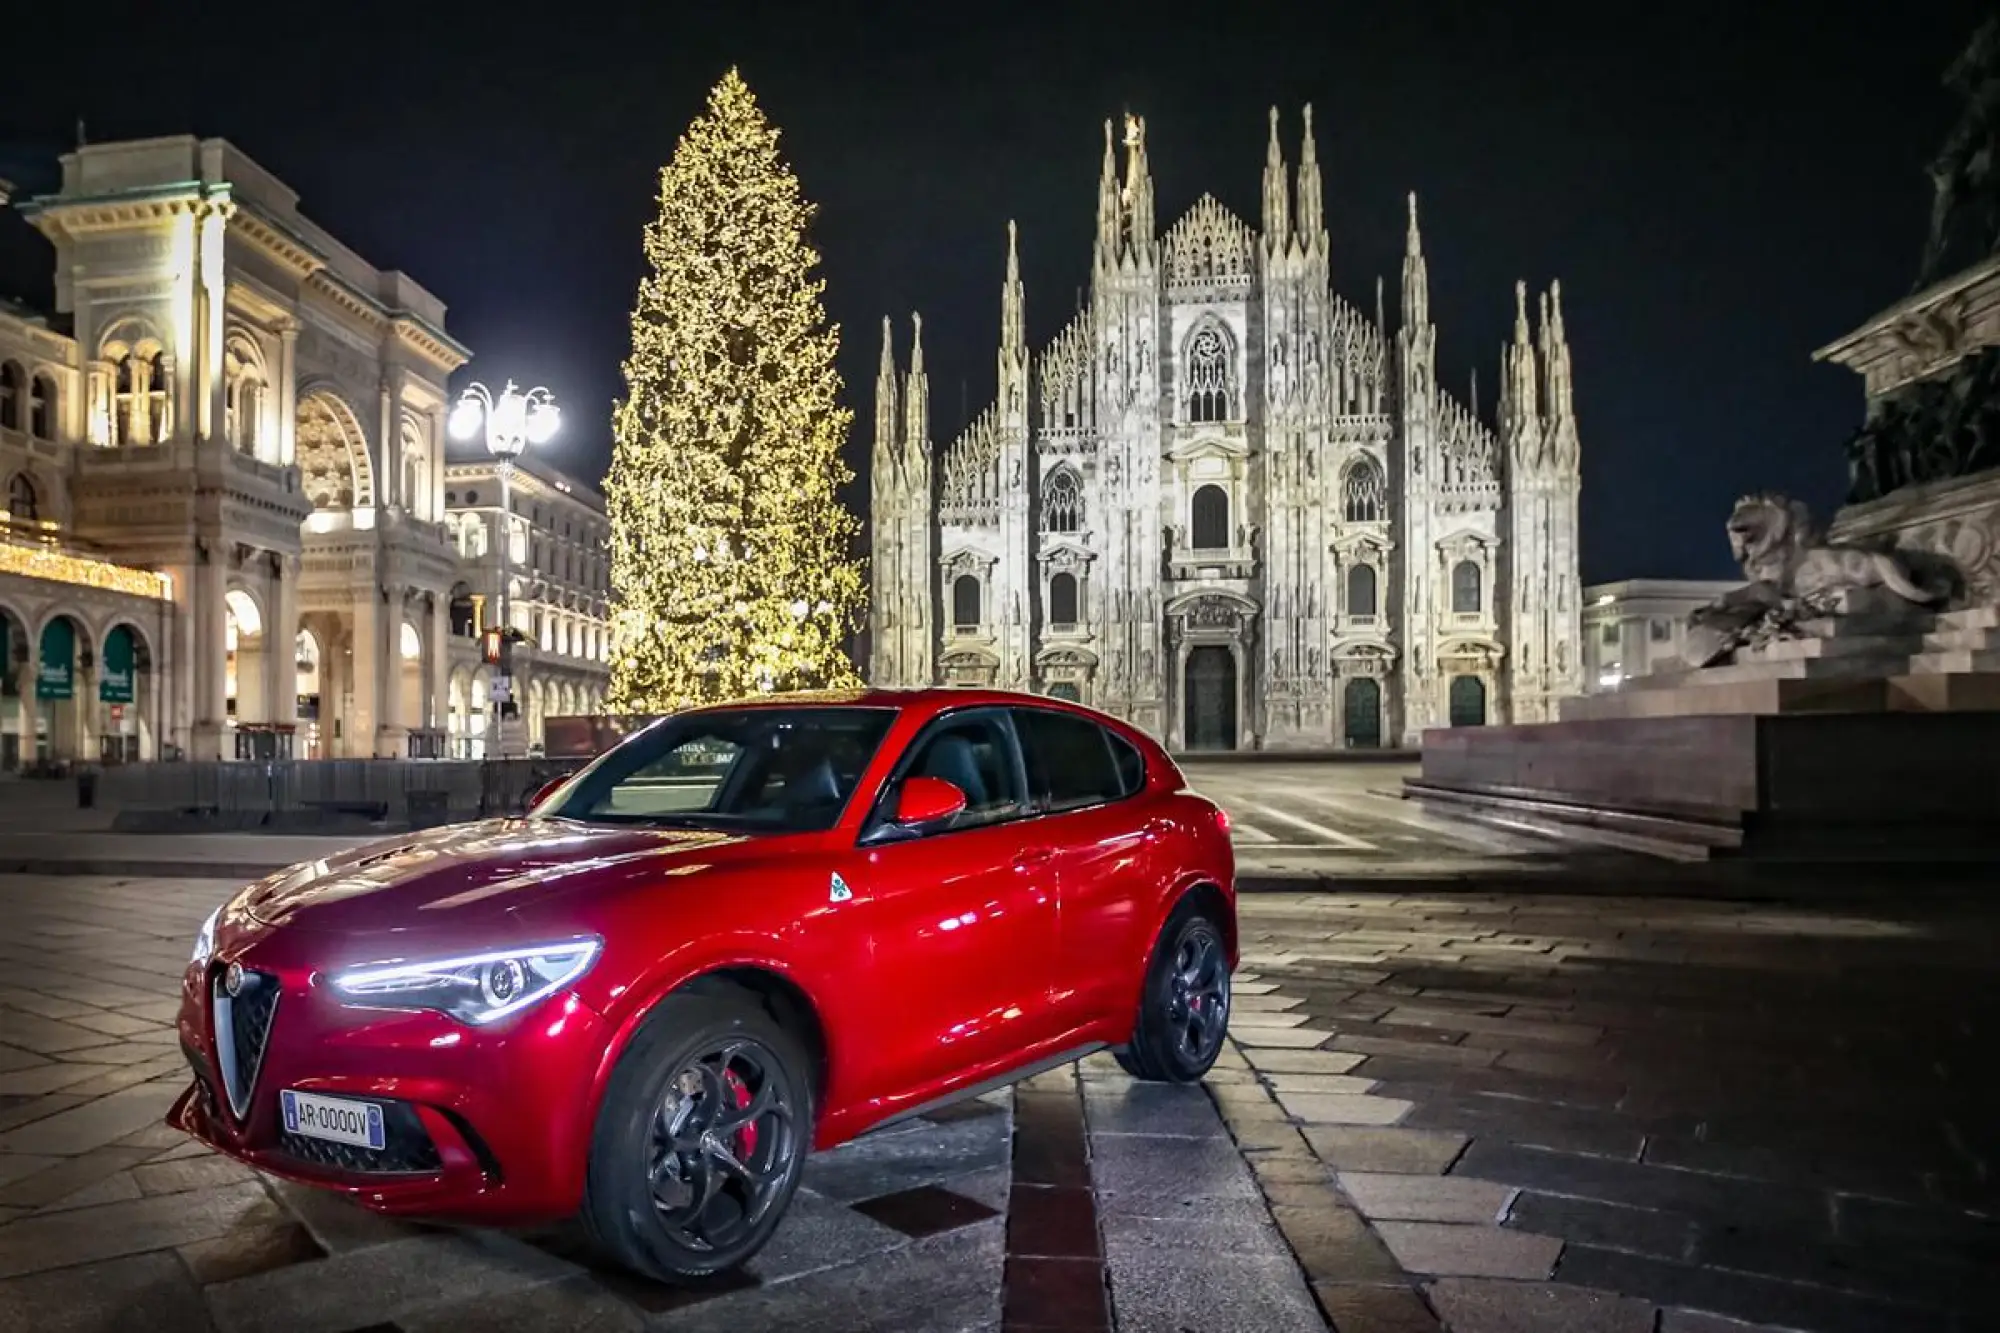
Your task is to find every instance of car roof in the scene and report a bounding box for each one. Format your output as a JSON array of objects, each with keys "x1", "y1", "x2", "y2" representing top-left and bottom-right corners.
[{"x1": 681, "y1": 686, "x2": 1132, "y2": 728}]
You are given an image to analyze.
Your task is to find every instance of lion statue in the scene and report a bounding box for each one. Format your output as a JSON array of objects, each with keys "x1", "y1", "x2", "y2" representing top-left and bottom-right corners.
[{"x1": 1684, "y1": 493, "x2": 1947, "y2": 667}]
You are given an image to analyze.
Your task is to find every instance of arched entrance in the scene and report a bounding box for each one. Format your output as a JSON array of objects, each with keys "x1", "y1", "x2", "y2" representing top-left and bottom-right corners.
[
  {"x1": 35, "y1": 614, "x2": 86, "y2": 764},
  {"x1": 295, "y1": 630, "x2": 324, "y2": 759},
  {"x1": 1448, "y1": 675, "x2": 1487, "y2": 727},
  {"x1": 97, "y1": 624, "x2": 154, "y2": 763},
  {"x1": 1343, "y1": 677, "x2": 1383, "y2": 749},
  {"x1": 1183, "y1": 645, "x2": 1237, "y2": 751},
  {"x1": 1, "y1": 603, "x2": 28, "y2": 771}
]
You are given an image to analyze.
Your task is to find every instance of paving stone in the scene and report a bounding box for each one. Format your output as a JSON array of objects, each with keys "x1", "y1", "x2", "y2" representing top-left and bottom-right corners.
[
  {"x1": 1240, "y1": 1047, "x2": 1367, "y2": 1075},
  {"x1": 1376, "y1": 1223, "x2": 1563, "y2": 1279},
  {"x1": 0, "y1": 1145, "x2": 158, "y2": 1209},
  {"x1": 0, "y1": 1063, "x2": 114, "y2": 1097},
  {"x1": 1340, "y1": 1172, "x2": 1516, "y2": 1224},
  {"x1": 0, "y1": 1153, "x2": 64, "y2": 1189},
  {"x1": 0, "y1": 1180, "x2": 272, "y2": 1279},
  {"x1": 1311, "y1": 1283, "x2": 1443, "y2": 1333},
  {"x1": 1265, "y1": 1072, "x2": 1379, "y2": 1095},
  {"x1": 0, "y1": 1013, "x2": 117, "y2": 1055},
  {"x1": 39, "y1": 1169, "x2": 144, "y2": 1212},
  {"x1": 262, "y1": 1177, "x2": 434, "y2": 1254},
  {"x1": 1553, "y1": 1243, "x2": 1934, "y2": 1333},
  {"x1": 1331, "y1": 1035, "x2": 1500, "y2": 1067},
  {"x1": 802, "y1": 1108, "x2": 1012, "y2": 1202},
  {"x1": 1087, "y1": 1133, "x2": 1261, "y2": 1201},
  {"x1": 0, "y1": 1249, "x2": 212, "y2": 1333},
  {"x1": 1271, "y1": 1201, "x2": 1406, "y2": 1284},
  {"x1": 1104, "y1": 1242, "x2": 1325, "y2": 1333},
  {"x1": 0, "y1": 1094, "x2": 86, "y2": 1132},
  {"x1": 1425, "y1": 1277, "x2": 1655, "y2": 1333},
  {"x1": 204, "y1": 1231, "x2": 580, "y2": 1333},
  {"x1": 1451, "y1": 1141, "x2": 1830, "y2": 1236},
  {"x1": 1302, "y1": 1126, "x2": 1470, "y2": 1174},
  {"x1": 1278, "y1": 1091, "x2": 1414, "y2": 1125},
  {"x1": 1657, "y1": 1311, "x2": 1797, "y2": 1333},
  {"x1": 1383, "y1": 1007, "x2": 1604, "y2": 1047},
  {"x1": 1503, "y1": 1191, "x2": 1696, "y2": 1261},
  {"x1": 1233, "y1": 1025, "x2": 1336, "y2": 1049},
  {"x1": 1081, "y1": 1081, "x2": 1230, "y2": 1138},
  {"x1": 178, "y1": 1217, "x2": 328, "y2": 1285},
  {"x1": 1401, "y1": 1093, "x2": 1651, "y2": 1160},
  {"x1": 0, "y1": 1084, "x2": 181, "y2": 1155},
  {"x1": 0, "y1": 1044, "x2": 49, "y2": 1074}
]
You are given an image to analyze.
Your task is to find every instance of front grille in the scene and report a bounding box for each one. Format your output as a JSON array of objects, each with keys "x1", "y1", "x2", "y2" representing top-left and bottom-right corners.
[
  {"x1": 212, "y1": 967, "x2": 278, "y2": 1121},
  {"x1": 278, "y1": 1098, "x2": 442, "y2": 1174}
]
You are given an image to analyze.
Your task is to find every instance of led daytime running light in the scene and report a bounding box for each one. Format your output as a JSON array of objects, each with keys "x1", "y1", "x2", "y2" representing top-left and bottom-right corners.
[{"x1": 331, "y1": 939, "x2": 601, "y2": 1025}]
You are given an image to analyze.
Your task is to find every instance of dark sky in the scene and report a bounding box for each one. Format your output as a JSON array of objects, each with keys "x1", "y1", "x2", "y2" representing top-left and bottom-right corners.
[{"x1": 3, "y1": 1, "x2": 1988, "y2": 581}]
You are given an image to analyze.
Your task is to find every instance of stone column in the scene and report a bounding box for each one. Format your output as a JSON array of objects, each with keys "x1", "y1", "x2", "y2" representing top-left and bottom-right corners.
[
  {"x1": 188, "y1": 545, "x2": 230, "y2": 760},
  {"x1": 266, "y1": 554, "x2": 300, "y2": 728},
  {"x1": 427, "y1": 591, "x2": 450, "y2": 736},
  {"x1": 375, "y1": 587, "x2": 408, "y2": 759},
  {"x1": 276, "y1": 323, "x2": 299, "y2": 467},
  {"x1": 348, "y1": 588, "x2": 380, "y2": 759}
]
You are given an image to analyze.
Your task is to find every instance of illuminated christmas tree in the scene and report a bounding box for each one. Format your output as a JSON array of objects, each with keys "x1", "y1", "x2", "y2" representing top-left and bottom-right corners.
[{"x1": 604, "y1": 69, "x2": 865, "y2": 712}]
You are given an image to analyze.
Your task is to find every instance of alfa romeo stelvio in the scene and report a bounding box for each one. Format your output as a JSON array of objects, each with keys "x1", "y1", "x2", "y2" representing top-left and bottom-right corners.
[{"x1": 170, "y1": 688, "x2": 1237, "y2": 1282}]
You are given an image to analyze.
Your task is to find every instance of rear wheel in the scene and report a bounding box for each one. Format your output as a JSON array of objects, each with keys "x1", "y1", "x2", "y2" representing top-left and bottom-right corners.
[
  {"x1": 581, "y1": 986, "x2": 812, "y2": 1283},
  {"x1": 1114, "y1": 898, "x2": 1232, "y2": 1083}
]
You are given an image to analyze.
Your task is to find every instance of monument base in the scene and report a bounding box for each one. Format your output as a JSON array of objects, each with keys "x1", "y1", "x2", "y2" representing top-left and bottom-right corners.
[{"x1": 1406, "y1": 710, "x2": 2000, "y2": 863}]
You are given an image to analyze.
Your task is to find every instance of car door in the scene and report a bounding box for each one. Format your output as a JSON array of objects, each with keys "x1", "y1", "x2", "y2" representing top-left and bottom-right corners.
[
  {"x1": 1010, "y1": 706, "x2": 1155, "y2": 1020},
  {"x1": 834, "y1": 706, "x2": 1063, "y2": 1105}
]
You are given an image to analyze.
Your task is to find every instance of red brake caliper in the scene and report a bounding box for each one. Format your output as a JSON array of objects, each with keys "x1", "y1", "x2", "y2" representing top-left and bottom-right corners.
[{"x1": 722, "y1": 1068, "x2": 759, "y2": 1158}]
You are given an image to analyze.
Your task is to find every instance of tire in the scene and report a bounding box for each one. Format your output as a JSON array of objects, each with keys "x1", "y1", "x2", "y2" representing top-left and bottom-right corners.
[
  {"x1": 580, "y1": 984, "x2": 814, "y2": 1283},
  {"x1": 1114, "y1": 897, "x2": 1232, "y2": 1083}
]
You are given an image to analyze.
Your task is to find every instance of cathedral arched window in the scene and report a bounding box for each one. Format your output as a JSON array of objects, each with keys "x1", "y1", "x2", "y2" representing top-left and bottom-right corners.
[
  {"x1": 1184, "y1": 326, "x2": 1232, "y2": 423},
  {"x1": 952, "y1": 575, "x2": 982, "y2": 629},
  {"x1": 29, "y1": 375, "x2": 55, "y2": 440},
  {"x1": 1451, "y1": 559, "x2": 1483, "y2": 615},
  {"x1": 1191, "y1": 485, "x2": 1230, "y2": 551},
  {"x1": 1342, "y1": 457, "x2": 1385, "y2": 523},
  {"x1": 6, "y1": 472, "x2": 38, "y2": 525},
  {"x1": 223, "y1": 336, "x2": 265, "y2": 456},
  {"x1": 1042, "y1": 469, "x2": 1082, "y2": 534},
  {"x1": 0, "y1": 362, "x2": 22, "y2": 431},
  {"x1": 1347, "y1": 564, "x2": 1378, "y2": 619},
  {"x1": 1049, "y1": 573, "x2": 1079, "y2": 628}
]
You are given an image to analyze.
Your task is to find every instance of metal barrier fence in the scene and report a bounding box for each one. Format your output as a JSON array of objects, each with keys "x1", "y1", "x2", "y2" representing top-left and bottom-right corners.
[{"x1": 93, "y1": 757, "x2": 592, "y2": 823}]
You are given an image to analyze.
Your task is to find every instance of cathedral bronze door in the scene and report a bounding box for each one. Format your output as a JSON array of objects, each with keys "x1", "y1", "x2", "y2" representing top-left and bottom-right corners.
[
  {"x1": 1343, "y1": 677, "x2": 1382, "y2": 749},
  {"x1": 1448, "y1": 675, "x2": 1487, "y2": 727},
  {"x1": 1183, "y1": 646, "x2": 1237, "y2": 751}
]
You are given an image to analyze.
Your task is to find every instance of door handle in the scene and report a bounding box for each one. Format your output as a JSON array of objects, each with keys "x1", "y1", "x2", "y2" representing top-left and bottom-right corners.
[{"x1": 1013, "y1": 847, "x2": 1055, "y2": 870}]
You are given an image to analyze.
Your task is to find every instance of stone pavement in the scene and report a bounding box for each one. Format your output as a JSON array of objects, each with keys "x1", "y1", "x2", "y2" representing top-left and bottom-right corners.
[
  {"x1": 1223, "y1": 891, "x2": 2000, "y2": 1333},
  {"x1": 5, "y1": 873, "x2": 1996, "y2": 1332}
]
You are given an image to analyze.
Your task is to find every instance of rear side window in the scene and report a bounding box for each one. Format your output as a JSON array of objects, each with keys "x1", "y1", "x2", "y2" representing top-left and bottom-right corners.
[{"x1": 1014, "y1": 708, "x2": 1139, "y2": 812}]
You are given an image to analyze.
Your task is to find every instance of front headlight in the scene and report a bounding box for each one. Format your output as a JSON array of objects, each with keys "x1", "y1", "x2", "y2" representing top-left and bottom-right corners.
[
  {"x1": 191, "y1": 907, "x2": 221, "y2": 967},
  {"x1": 330, "y1": 939, "x2": 602, "y2": 1025}
]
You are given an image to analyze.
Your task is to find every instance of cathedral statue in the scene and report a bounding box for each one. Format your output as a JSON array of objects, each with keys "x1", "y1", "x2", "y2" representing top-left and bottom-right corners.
[
  {"x1": 867, "y1": 105, "x2": 1584, "y2": 750},
  {"x1": 1914, "y1": 17, "x2": 2000, "y2": 292}
]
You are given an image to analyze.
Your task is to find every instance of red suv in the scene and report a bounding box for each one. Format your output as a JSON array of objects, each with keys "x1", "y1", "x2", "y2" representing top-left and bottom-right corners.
[{"x1": 170, "y1": 689, "x2": 1237, "y2": 1282}]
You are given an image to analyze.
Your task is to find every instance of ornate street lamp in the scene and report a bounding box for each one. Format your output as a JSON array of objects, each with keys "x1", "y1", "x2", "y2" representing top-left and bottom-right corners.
[{"x1": 448, "y1": 380, "x2": 558, "y2": 729}]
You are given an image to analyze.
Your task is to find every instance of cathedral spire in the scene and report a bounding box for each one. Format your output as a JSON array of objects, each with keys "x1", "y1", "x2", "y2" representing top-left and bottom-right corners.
[
  {"x1": 1400, "y1": 192, "x2": 1430, "y2": 334},
  {"x1": 1540, "y1": 280, "x2": 1577, "y2": 466},
  {"x1": 999, "y1": 221, "x2": 1028, "y2": 413},
  {"x1": 1120, "y1": 113, "x2": 1155, "y2": 266},
  {"x1": 904, "y1": 311, "x2": 929, "y2": 478},
  {"x1": 1261, "y1": 106, "x2": 1290, "y2": 253},
  {"x1": 1295, "y1": 103, "x2": 1325, "y2": 257},
  {"x1": 1503, "y1": 280, "x2": 1542, "y2": 460},
  {"x1": 874, "y1": 314, "x2": 899, "y2": 477},
  {"x1": 1095, "y1": 119, "x2": 1122, "y2": 273}
]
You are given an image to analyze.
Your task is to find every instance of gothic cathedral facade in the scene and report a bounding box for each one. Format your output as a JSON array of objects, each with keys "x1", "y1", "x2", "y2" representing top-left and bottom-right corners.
[{"x1": 868, "y1": 108, "x2": 1583, "y2": 750}]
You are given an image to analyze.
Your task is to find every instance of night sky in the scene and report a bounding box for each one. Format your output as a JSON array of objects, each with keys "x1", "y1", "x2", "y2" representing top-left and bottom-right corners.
[{"x1": 3, "y1": 1, "x2": 1989, "y2": 582}]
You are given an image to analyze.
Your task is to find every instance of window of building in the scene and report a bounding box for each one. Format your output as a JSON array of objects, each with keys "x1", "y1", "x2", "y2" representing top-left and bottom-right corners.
[
  {"x1": 6, "y1": 473, "x2": 38, "y2": 525},
  {"x1": 29, "y1": 375, "x2": 55, "y2": 440},
  {"x1": 1042, "y1": 469, "x2": 1082, "y2": 533},
  {"x1": 1184, "y1": 326, "x2": 1232, "y2": 423},
  {"x1": 1049, "y1": 572, "x2": 1079, "y2": 627},
  {"x1": 1191, "y1": 484, "x2": 1230, "y2": 551},
  {"x1": 1600, "y1": 621, "x2": 1619, "y2": 646},
  {"x1": 1342, "y1": 457, "x2": 1385, "y2": 523},
  {"x1": 1649, "y1": 618, "x2": 1672, "y2": 642},
  {"x1": 952, "y1": 575, "x2": 981, "y2": 629},
  {"x1": 1451, "y1": 559, "x2": 1483, "y2": 615},
  {"x1": 1347, "y1": 563, "x2": 1378, "y2": 618}
]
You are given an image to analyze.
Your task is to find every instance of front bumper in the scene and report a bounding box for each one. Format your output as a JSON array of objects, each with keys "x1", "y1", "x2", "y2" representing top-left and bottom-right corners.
[{"x1": 172, "y1": 933, "x2": 612, "y2": 1225}]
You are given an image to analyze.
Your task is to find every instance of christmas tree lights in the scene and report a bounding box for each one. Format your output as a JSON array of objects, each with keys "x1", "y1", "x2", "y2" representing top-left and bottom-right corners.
[{"x1": 604, "y1": 69, "x2": 866, "y2": 713}]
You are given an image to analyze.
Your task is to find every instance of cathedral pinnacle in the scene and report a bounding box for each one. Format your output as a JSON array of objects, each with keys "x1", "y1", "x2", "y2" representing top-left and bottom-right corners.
[
  {"x1": 910, "y1": 310, "x2": 924, "y2": 374},
  {"x1": 1261, "y1": 105, "x2": 1291, "y2": 249},
  {"x1": 1405, "y1": 191, "x2": 1423, "y2": 256},
  {"x1": 1295, "y1": 103, "x2": 1325, "y2": 251},
  {"x1": 879, "y1": 314, "x2": 894, "y2": 377},
  {"x1": 1514, "y1": 280, "x2": 1531, "y2": 345}
]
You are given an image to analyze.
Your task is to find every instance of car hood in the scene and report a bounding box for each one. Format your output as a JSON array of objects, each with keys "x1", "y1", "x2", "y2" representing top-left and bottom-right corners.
[{"x1": 235, "y1": 818, "x2": 754, "y2": 934}]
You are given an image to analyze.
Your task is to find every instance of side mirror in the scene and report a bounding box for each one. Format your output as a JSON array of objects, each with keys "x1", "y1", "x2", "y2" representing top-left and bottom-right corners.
[
  {"x1": 893, "y1": 776, "x2": 967, "y2": 827},
  {"x1": 526, "y1": 776, "x2": 567, "y2": 810}
]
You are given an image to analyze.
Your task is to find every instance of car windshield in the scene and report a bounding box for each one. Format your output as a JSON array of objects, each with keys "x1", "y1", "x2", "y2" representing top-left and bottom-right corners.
[{"x1": 539, "y1": 706, "x2": 897, "y2": 834}]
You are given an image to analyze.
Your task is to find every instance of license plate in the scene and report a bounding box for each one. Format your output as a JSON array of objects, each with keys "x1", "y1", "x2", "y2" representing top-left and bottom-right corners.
[{"x1": 280, "y1": 1090, "x2": 386, "y2": 1151}]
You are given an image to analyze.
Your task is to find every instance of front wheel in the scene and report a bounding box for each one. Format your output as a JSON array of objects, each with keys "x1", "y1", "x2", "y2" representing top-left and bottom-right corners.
[
  {"x1": 1114, "y1": 900, "x2": 1232, "y2": 1083},
  {"x1": 580, "y1": 987, "x2": 813, "y2": 1283}
]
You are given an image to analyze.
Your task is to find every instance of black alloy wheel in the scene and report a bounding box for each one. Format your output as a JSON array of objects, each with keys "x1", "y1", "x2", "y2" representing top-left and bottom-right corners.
[
  {"x1": 1115, "y1": 900, "x2": 1232, "y2": 1083},
  {"x1": 582, "y1": 985, "x2": 812, "y2": 1282}
]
